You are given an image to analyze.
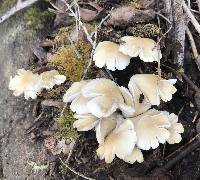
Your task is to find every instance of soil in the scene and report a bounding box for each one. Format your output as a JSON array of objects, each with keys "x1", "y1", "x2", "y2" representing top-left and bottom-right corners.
[{"x1": 0, "y1": 0, "x2": 200, "y2": 180}]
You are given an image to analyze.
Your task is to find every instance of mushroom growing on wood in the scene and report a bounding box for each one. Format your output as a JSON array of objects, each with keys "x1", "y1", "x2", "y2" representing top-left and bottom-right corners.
[
  {"x1": 93, "y1": 41, "x2": 131, "y2": 71},
  {"x1": 39, "y1": 70, "x2": 66, "y2": 89},
  {"x1": 9, "y1": 69, "x2": 66, "y2": 99},
  {"x1": 63, "y1": 78, "x2": 135, "y2": 118},
  {"x1": 128, "y1": 74, "x2": 177, "y2": 106},
  {"x1": 166, "y1": 113, "x2": 184, "y2": 144},
  {"x1": 9, "y1": 69, "x2": 41, "y2": 99},
  {"x1": 131, "y1": 109, "x2": 171, "y2": 150},
  {"x1": 73, "y1": 113, "x2": 117, "y2": 144},
  {"x1": 119, "y1": 36, "x2": 162, "y2": 62},
  {"x1": 97, "y1": 119, "x2": 137, "y2": 163}
]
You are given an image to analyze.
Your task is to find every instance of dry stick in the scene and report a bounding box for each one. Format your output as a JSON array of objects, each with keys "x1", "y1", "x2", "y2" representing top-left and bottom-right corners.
[
  {"x1": 186, "y1": 27, "x2": 200, "y2": 71},
  {"x1": 150, "y1": 133, "x2": 200, "y2": 175},
  {"x1": 59, "y1": 158, "x2": 95, "y2": 180},
  {"x1": 0, "y1": 0, "x2": 39, "y2": 24},
  {"x1": 183, "y1": 1, "x2": 200, "y2": 34},
  {"x1": 162, "y1": 64, "x2": 200, "y2": 93},
  {"x1": 197, "y1": 0, "x2": 200, "y2": 11}
]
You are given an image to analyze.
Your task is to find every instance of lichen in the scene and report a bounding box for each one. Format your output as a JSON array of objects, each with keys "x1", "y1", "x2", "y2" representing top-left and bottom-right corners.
[
  {"x1": 127, "y1": 24, "x2": 160, "y2": 38},
  {"x1": 56, "y1": 108, "x2": 79, "y2": 140},
  {"x1": 48, "y1": 41, "x2": 91, "y2": 82},
  {"x1": 24, "y1": 7, "x2": 54, "y2": 32}
]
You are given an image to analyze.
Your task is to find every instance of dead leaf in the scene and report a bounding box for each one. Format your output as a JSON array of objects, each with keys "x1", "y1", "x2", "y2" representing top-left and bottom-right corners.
[
  {"x1": 107, "y1": 6, "x2": 155, "y2": 26},
  {"x1": 80, "y1": 7, "x2": 98, "y2": 22}
]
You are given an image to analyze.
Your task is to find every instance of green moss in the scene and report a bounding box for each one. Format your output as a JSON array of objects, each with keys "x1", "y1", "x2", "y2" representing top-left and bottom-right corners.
[
  {"x1": 56, "y1": 108, "x2": 79, "y2": 140},
  {"x1": 48, "y1": 41, "x2": 91, "y2": 82},
  {"x1": 1, "y1": 0, "x2": 17, "y2": 9},
  {"x1": 46, "y1": 27, "x2": 71, "y2": 48},
  {"x1": 127, "y1": 24, "x2": 160, "y2": 38},
  {"x1": 24, "y1": 7, "x2": 54, "y2": 32}
]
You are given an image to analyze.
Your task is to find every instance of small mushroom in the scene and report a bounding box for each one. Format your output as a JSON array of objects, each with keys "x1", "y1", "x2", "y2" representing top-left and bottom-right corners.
[
  {"x1": 131, "y1": 109, "x2": 171, "y2": 150},
  {"x1": 39, "y1": 70, "x2": 66, "y2": 89},
  {"x1": 123, "y1": 147, "x2": 144, "y2": 164},
  {"x1": 73, "y1": 113, "x2": 117, "y2": 144},
  {"x1": 166, "y1": 113, "x2": 184, "y2": 144},
  {"x1": 97, "y1": 119, "x2": 137, "y2": 163},
  {"x1": 9, "y1": 69, "x2": 41, "y2": 99},
  {"x1": 128, "y1": 74, "x2": 177, "y2": 105},
  {"x1": 119, "y1": 36, "x2": 162, "y2": 62},
  {"x1": 93, "y1": 41, "x2": 131, "y2": 71}
]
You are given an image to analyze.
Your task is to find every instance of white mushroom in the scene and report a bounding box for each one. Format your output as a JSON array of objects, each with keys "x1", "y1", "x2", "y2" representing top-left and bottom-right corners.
[
  {"x1": 131, "y1": 109, "x2": 171, "y2": 150},
  {"x1": 39, "y1": 70, "x2": 66, "y2": 89},
  {"x1": 82, "y1": 78, "x2": 134, "y2": 118},
  {"x1": 119, "y1": 36, "x2": 162, "y2": 62},
  {"x1": 93, "y1": 41, "x2": 131, "y2": 71},
  {"x1": 128, "y1": 84, "x2": 151, "y2": 116},
  {"x1": 63, "y1": 80, "x2": 89, "y2": 103},
  {"x1": 97, "y1": 119, "x2": 137, "y2": 163},
  {"x1": 166, "y1": 113, "x2": 184, "y2": 144},
  {"x1": 123, "y1": 147, "x2": 144, "y2": 164},
  {"x1": 64, "y1": 79, "x2": 134, "y2": 118},
  {"x1": 73, "y1": 113, "x2": 117, "y2": 144},
  {"x1": 9, "y1": 69, "x2": 41, "y2": 99},
  {"x1": 128, "y1": 74, "x2": 177, "y2": 106}
]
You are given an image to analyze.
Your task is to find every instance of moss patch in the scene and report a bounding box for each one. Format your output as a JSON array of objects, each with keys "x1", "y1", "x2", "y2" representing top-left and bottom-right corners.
[
  {"x1": 127, "y1": 23, "x2": 160, "y2": 38},
  {"x1": 24, "y1": 7, "x2": 54, "y2": 32},
  {"x1": 56, "y1": 108, "x2": 79, "y2": 140},
  {"x1": 0, "y1": 0, "x2": 17, "y2": 9},
  {"x1": 48, "y1": 41, "x2": 91, "y2": 82}
]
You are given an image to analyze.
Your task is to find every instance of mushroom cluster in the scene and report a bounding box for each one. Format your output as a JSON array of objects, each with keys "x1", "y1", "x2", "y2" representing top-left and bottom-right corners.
[
  {"x1": 64, "y1": 74, "x2": 183, "y2": 163},
  {"x1": 9, "y1": 69, "x2": 66, "y2": 99},
  {"x1": 9, "y1": 36, "x2": 184, "y2": 165},
  {"x1": 93, "y1": 36, "x2": 162, "y2": 71}
]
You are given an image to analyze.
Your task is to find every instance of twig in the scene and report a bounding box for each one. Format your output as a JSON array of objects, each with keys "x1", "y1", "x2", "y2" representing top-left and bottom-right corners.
[
  {"x1": 186, "y1": 27, "x2": 200, "y2": 71},
  {"x1": 197, "y1": 0, "x2": 200, "y2": 11},
  {"x1": 183, "y1": 1, "x2": 200, "y2": 34},
  {"x1": 41, "y1": 99, "x2": 65, "y2": 108},
  {"x1": 0, "y1": 0, "x2": 39, "y2": 24},
  {"x1": 59, "y1": 158, "x2": 95, "y2": 180},
  {"x1": 150, "y1": 133, "x2": 200, "y2": 175},
  {"x1": 162, "y1": 64, "x2": 200, "y2": 93}
]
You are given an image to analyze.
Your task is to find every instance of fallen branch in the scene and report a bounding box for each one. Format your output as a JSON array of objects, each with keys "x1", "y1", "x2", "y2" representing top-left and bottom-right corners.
[
  {"x1": 183, "y1": 1, "x2": 200, "y2": 34},
  {"x1": 59, "y1": 158, "x2": 95, "y2": 180},
  {"x1": 186, "y1": 27, "x2": 200, "y2": 71},
  {"x1": 0, "y1": 0, "x2": 39, "y2": 24},
  {"x1": 150, "y1": 133, "x2": 200, "y2": 175}
]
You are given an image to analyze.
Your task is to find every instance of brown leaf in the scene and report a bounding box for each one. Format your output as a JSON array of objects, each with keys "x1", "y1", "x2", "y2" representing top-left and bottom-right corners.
[
  {"x1": 107, "y1": 6, "x2": 155, "y2": 26},
  {"x1": 80, "y1": 7, "x2": 98, "y2": 22}
]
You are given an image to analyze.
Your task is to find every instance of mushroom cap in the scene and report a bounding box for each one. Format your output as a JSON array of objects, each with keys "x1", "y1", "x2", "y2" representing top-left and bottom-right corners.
[
  {"x1": 40, "y1": 70, "x2": 66, "y2": 89},
  {"x1": 82, "y1": 78, "x2": 124, "y2": 118},
  {"x1": 63, "y1": 80, "x2": 89, "y2": 103},
  {"x1": 95, "y1": 113, "x2": 117, "y2": 144},
  {"x1": 119, "y1": 87, "x2": 135, "y2": 117},
  {"x1": 119, "y1": 36, "x2": 162, "y2": 62},
  {"x1": 128, "y1": 84, "x2": 151, "y2": 116},
  {"x1": 73, "y1": 114, "x2": 98, "y2": 131},
  {"x1": 129, "y1": 74, "x2": 177, "y2": 105},
  {"x1": 131, "y1": 109, "x2": 171, "y2": 150},
  {"x1": 93, "y1": 41, "x2": 131, "y2": 71},
  {"x1": 97, "y1": 119, "x2": 137, "y2": 163},
  {"x1": 70, "y1": 95, "x2": 90, "y2": 115},
  {"x1": 123, "y1": 147, "x2": 144, "y2": 164},
  {"x1": 9, "y1": 69, "x2": 41, "y2": 99},
  {"x1": 166, "y1": 113, "x2": 184, "y2": 144}
]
